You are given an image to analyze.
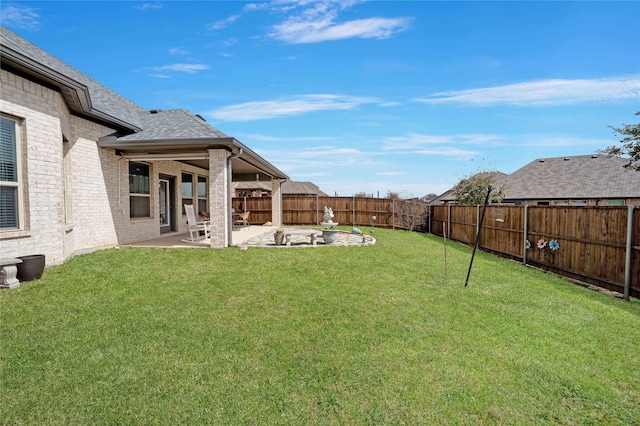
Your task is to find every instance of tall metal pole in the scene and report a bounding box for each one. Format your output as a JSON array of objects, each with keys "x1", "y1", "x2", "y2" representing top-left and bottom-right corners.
[
  {"x1": 443, "y1": 222, "x2": 448, "y2": 283},
  {"x1": 465, "y1": 186, "x2": 492, "y2": 287}
]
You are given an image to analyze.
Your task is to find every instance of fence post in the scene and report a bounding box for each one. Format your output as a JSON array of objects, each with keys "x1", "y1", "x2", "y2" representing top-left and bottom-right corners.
[
  {"x1": 624, "y1": 205, "x2": 634, "y2": 301},
  {"x1": 523, "y1": 204, "x2": 529, "y2": 265},
  {"x1": 353, "y1": 195, "x2": 356, "y2": 227},
  {"x1": 428, "y1": 205, "x2": 432, "y2": 234},
  {"x1": 447, "y1": 204, "x2": 451, "y2": 239},
  {"x1": 392, "y1": 199, "x2": 395, "y2": 229}
]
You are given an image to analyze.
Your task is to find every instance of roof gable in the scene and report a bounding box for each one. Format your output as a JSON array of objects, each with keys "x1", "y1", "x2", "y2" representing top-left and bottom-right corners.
[
  {"x1": 1, "y1": 26, "x2": 144, "y2": 131},
  {"x1": 116, "y1": 110, "x2": 228, "y2": 141}
]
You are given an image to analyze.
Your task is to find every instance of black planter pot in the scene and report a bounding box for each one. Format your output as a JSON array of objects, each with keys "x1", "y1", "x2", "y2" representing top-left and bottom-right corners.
[{"x1": 17, "y1": 254, "x2": 46, "y2": 282}]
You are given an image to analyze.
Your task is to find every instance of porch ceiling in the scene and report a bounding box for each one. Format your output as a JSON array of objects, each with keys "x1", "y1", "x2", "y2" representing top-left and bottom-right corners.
[
  {"x1": 119, "y1": 151, "x2": 282, "y2": 182},
  {"x1": 101, "y1": 134, "x2": 288, "y2": 180}
]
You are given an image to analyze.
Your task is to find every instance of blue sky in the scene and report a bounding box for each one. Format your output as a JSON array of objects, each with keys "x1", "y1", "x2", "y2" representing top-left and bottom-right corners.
[{"x1": 2, "y1": 1, "x2": 639, "y2": 197}]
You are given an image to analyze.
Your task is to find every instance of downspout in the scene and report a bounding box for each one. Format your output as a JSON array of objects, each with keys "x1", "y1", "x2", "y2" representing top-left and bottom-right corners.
[{"x1": 227, "y1": 148, "x2": 243, "y2": 246}]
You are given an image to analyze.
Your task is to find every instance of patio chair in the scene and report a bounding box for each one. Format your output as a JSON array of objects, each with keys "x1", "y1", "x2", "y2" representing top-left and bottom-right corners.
[
  {"x1": 184, "y1": 204, "x2": 210, "y2": 241},
  {"x1": 233, "y1": 211, "x2": 250, "y2": 230}
]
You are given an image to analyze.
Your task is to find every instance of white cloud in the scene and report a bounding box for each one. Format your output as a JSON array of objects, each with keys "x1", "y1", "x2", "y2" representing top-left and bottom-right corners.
[
  {"x1": 1, "y1": 5, "x2": 40, "y2": 30},
  {"x1": 207, "y1": 14, "x2": 241, "y2": 30},
  {"x1": 223, "y1": 38, "x2": 239, "y2": 47},
  {"x1": 208, "y1": 94, "x2": 388, "y2": 121},
  {"x1": 168, "y1": 47, "x2": 188, "y2": 55},
  {"x1": 382, "y1": 133, "x2": 504, "y2": 151},
  {"x1": 237, "y1": 133, "x2": 330, "y2": 142},
  {"x1": 270, "y1": 16, "x2": 412, "y2": 43},
  {"x1": 135, "y1": 3, "x2": 162, "y2": 11},
  {"x1": 414, "y1": 76, "x2": 640, "y2": 106},
  {"x1": 255, "y1": 0, "x2": 410, "y2": 44},
  {"x1": 290, "y1": 146, "x2": 362, "y2": 158},
  {"x1": 150, "y1": 64, "x2": 209, "y2": 74},
  {"x1": 375, "y1": 172, "x2": 406, "y2": 176},
  {"x1": 413, "y1": 147, "x2": 480, "y2": 158}
]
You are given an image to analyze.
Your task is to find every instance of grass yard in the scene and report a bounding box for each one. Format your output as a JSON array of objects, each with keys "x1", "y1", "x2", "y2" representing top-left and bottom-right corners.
[{"x1": 1, "y1": 229, "x2": 639, "y2": 425}]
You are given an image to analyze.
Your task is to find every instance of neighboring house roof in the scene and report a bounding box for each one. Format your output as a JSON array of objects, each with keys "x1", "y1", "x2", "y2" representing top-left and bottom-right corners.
[
  {"x1": 281, "y1": 181, "x2": 328, "y2": 196},
  {"x1": 235, "y1": 182, "x2": 272, "y2": 191},
  {"x1": 432, "y1": 154, "x2": 640, "y2": 204},
  {"x1": 234, "y1": 180, "x2": 328, "y2": 196},
  {"x1": 0, "y1": 26, "x2": 288, "y2": 180},
  {"x1": 419, "y1": 193, "x2": 438, "y2": 203},
  {"x1": 505, "y1": 155, "x2": 640, "y2": 199},
  {"x1": 430, "y1": 171, "x2": 508, "y2": 204}
]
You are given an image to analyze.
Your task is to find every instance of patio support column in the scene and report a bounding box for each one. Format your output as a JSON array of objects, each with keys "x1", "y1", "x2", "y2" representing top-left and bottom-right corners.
[
  {"x1": 208, "y1": 149, "x2": 229, "y2": 248},
  {"x1": 271, "y1": 178, "x2": 283, "y2": 226}
]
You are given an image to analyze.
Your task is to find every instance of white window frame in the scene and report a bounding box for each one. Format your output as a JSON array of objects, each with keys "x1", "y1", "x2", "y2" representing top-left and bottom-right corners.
[{"x1": 1, "y1": 114, "x2": 24, "y2": 231}]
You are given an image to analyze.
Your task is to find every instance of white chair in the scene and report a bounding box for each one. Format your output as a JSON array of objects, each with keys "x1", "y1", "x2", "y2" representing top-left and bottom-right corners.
[{"x1": 184, "y1": 204, "x2": 210, "y2": 241}]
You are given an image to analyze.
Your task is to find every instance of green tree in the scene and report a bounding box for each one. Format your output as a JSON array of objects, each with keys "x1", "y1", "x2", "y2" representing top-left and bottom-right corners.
[
  {"x1": 600, "y1": 111, "x2": 640, "y2": 171},
  {"x1": 453, "y1": 171, "x2": 505, "y2": 205}
]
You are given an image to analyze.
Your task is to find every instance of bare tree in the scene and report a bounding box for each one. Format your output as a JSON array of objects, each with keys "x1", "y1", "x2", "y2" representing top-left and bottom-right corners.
[{"x1": 393, "y1": 199, "x2": 429, "y2": 232}]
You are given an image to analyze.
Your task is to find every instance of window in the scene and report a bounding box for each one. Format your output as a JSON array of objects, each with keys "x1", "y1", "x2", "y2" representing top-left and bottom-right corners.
[
  {"x1": 1, "y1": 116, "x2": 21, "y2": 230},
  {"x1": 181, "y1": 172, "x2": 193, "y2": 213},
  {"x1": 129, "y1": 162, "x2": 150, "y2": 218},
  {"x1": 197, "y1": 175, "x2": 207, "y2": 214},
  {"x1": 537, "y1": 201, "x2": 549, "y2": 206},
  {"x1": 608, "y1": 199, "x2": 625, "y2": 206},
  {"x1": 553, "y1": 200, "x2": 568, "y2": 206},
  {"x1": 571, "y1": 200, "x2": 587, "y2": 206}
]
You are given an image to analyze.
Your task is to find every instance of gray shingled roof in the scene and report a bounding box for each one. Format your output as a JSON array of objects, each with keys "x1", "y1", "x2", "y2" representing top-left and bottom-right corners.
[
  {"x1": 281, "y1": 180, "x2": 328, "y2": 196},
  {"x1": 432, "y1": 154, "x2": 640, "y2": 203},
  {"x1": 1, "y1": 26, "x2": 144, "y2": 130},
  {"x1": 1, "y1": 27, "x2": 288, "y2": 179},
  {"x1": 235, "y1": 182, "x2": 272, "y2": 191},
  {"x1": 504, "y1": 154, "x2": 640, "y2": 199},
  {"x1": 116, "y1": 109, "x2": 228, "y2": 141}
]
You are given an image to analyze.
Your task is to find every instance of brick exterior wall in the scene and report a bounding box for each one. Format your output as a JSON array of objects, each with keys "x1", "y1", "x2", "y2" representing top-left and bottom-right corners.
[{"x1": 1, "y1": 69, "x2": 226, "y2": 265}]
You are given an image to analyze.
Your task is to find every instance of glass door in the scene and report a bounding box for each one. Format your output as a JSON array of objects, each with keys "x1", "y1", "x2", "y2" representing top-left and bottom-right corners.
[{"x1": 159, "y1": 179, "x2": 171, "y2": 232}]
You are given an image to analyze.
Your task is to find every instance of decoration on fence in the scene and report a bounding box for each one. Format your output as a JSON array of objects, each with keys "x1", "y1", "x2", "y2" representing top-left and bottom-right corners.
[
  {"x1": 528, "y1": 238, "x2": 560, "y2": 261},
  {"x1": 537, "y1": 238, "x2": 547, "y2": 250},
  {"x1": 370, "y1": 216, "x2": 376, "y2": 233}
]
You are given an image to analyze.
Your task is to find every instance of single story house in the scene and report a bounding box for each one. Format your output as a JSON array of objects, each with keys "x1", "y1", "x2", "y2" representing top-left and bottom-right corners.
[
  {"x1": 233, "y1": 180, "x2": 328, "y2": 197},
  {"x1": 1, "y1": 26, "x2": 288, "y2": 266},
  {"x1": 431, "y1": 154, "x2": 640, "y2": 206},
  {"x1": 281, "y1": 181, "x2": 328, "y2": 197}
]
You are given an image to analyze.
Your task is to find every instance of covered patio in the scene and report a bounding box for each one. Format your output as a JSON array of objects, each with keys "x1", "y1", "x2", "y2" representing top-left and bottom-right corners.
[
  {"x1": 126, "y1": 225, "x2": 279, "y2": 248},
  {"x1": 97, "y1": 109, "x2": 289, "y2": 249}
]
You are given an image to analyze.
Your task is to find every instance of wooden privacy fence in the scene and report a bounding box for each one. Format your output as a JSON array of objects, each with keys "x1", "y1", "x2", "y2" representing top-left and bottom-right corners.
[
  {"x1": 232, "y1": 196, "x2": 638, "y2": 299},
  {"x1": 431, "y1": 205, "x2": 639, "y2": 300},
  {"x1": 233, "y1": 196, "x2": 429, "y2": 231}
]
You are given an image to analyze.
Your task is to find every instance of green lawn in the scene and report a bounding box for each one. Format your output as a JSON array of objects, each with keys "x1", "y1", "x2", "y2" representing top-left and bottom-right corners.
[{"x1": 2, "y1": 229, "x2": 639, "y2": 425}]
